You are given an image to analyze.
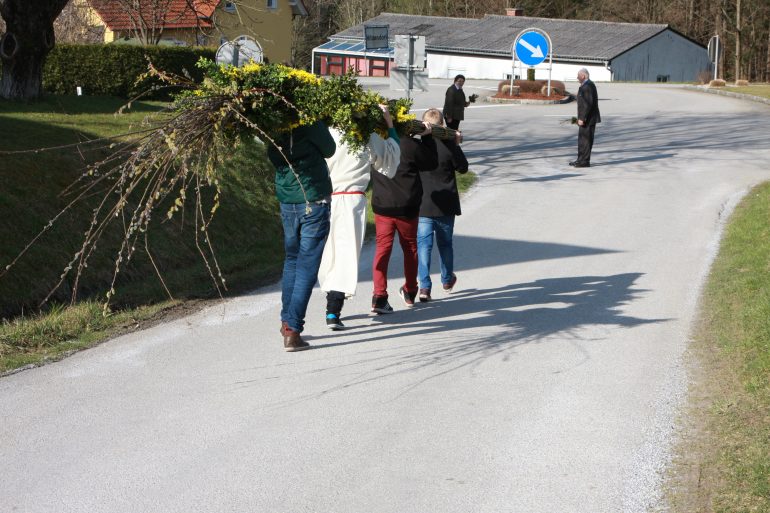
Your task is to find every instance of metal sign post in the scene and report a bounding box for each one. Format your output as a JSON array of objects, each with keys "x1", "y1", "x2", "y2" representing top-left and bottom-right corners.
[
  {"x1": 708, "y1": 35, "x2": 721, "y2": 80},
  {"x1": 393, "y1": 34, "x2": 426, "y2": 99},
  {"x1": 511, "y1": 28, "x2": 553, "y2": 96}
]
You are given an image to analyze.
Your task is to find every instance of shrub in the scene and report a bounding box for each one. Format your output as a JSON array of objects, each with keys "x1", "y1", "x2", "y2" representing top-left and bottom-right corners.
[
  {"x1": 43, "y1": 44, "x2": 215, "y2": 98},
  {"x1": 527, "y1": 68, "x2": 536, "y2": 81},
  {"x1": 709, "y1": 79, "x2": 727, "y2": 87},
  {"x1": 696, "y1": 69, "x2": 713, "y2": 84},
  {"x1": 735, "y1": 79, "x2": 750, "y2": 86},
  {"x1": 497, "y1": 79, "x2": 566, "y2": 95}
]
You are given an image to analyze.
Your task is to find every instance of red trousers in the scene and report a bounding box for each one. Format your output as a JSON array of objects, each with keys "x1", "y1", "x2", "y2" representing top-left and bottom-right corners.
[{"x1": 372, "y1": 214, "x2": 418, "y2": 297}]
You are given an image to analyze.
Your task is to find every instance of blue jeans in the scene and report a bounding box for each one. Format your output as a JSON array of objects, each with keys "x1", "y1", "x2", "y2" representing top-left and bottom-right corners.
[
  {"x1": 417, "y1": 215, "x2": 455, "y2": 291},
  {"x1": 280, "y1": 202, "x2": 330, "y2": 333}
]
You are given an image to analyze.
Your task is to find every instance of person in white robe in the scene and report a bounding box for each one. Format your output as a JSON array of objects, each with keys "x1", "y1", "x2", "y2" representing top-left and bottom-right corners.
[{"x1": 318, "y1": 105, "x2": 400, "y2": 329}]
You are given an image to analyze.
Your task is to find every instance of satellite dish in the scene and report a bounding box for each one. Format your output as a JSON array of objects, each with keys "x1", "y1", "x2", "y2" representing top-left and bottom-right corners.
[{"x1": 215, "y1": 35, "x2": 263, "y2": 67}]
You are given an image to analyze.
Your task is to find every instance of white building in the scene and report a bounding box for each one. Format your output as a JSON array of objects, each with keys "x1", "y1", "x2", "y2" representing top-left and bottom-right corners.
[{"x1": 312, "y1": 10, "x2": 711, "y2": 83}]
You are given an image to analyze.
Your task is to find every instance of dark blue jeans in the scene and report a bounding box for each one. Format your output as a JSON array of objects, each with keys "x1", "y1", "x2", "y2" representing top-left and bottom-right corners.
[
  {"x1": 280, "y1": 202, "x2": 330, "y2": 333},
  {"x1": 417, "y1": 215, "x2": 455, "y2": 291}
]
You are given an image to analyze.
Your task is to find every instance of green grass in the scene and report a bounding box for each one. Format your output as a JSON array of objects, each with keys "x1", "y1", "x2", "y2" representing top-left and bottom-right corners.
[
  {"x1": 669, "y1": 182, "x2": 770, "y2": 513},
  {"x1": 0, "y1": 95, "x2": 284, "y2": 372},
  {"x1": 722, "y1": 84, "x2": 770, "y2": 99}
]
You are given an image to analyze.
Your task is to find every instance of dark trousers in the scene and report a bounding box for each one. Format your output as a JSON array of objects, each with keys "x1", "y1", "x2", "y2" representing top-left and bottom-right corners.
[
  {"x1": 445, "y1": 118, "x2": 460, "y2": 130},
  {"x1": 326, "y1": 290, "x2": 346, "y2": 315},
  {"x1": 577, "y1": 123, "x2": 596, "y2": 164}
]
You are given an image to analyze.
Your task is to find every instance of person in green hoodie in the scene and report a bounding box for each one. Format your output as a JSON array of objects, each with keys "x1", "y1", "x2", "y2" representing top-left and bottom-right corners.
[{"x1": 267, "y1": 120, "x2": 336, "y2": 352}]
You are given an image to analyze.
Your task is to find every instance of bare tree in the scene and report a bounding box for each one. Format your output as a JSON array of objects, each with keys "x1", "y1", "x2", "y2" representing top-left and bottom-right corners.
[{"x1": 55, "y1": 1, "x2": 104, "y2": 43}]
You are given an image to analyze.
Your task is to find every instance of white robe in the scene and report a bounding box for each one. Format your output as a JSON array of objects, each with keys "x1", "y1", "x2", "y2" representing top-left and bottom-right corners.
[{"x1": 318, "y1": 128, "x2": 400, "y2": 295}]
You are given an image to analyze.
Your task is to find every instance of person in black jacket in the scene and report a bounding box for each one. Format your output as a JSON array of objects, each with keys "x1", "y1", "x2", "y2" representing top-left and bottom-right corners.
[
  {"x1": 570, "y1": 68, "x2": 601, "y2": 168},
  {"x1": 443, "y1": 74, "x2": 469, "y2": 130},
  {"x1": 416, "y1": 109, "x2": 468, "y2": 302},
  {"x1": 370, "y1": 121, "x2": 438, "y2": 313}
]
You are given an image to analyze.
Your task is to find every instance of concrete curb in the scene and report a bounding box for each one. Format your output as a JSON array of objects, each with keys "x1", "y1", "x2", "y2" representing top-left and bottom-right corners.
[
  {"x1": 681, "y1": 85, "x2": 770, "y2": 106},
  {"x1": 484, "y1": 94, "x2": 573, "y2": 105}
]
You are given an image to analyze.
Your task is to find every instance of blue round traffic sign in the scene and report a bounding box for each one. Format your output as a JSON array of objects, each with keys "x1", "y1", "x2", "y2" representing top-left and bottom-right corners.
[{"x1": 515, "y1": 31, "x2": 549, "y2": 67}]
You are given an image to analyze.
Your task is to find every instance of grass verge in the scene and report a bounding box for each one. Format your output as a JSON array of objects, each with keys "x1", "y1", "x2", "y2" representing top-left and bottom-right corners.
[
  {"x1": 1, "y1": 96, "x2": 284, "y2": 373},
  {"x1": 722, "y1": 84, "x2": 770, "y2": 99},
  {"x1": 668, "y1": 182, "x2": 770, "y2": 512}
]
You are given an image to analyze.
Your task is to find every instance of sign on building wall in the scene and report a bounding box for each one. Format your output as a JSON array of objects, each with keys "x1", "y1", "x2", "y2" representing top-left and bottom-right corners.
[{"x1": 364, "y1": 25, "x2": 389, "y2": 50}]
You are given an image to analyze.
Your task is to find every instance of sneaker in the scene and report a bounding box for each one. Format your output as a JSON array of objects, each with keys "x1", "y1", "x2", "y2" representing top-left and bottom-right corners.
[
  {"x1": 283, "y1": 328, "x2": 310, "y2": 352},
  {"x1": 326, "y1": 313, "x2": 345, "y2": 330},
  {"x1": 418, "y1": 288, "x2": 431, "y2": 302},
  {"x1": 398, "y1": 286, "x2": 417, "y2": 307},
  {"x1": 371, "y1": 295, "x2": 394, "y2": 314},
  {"x1": 443, "y1": 274, "x2": 457, "y2": 294}
]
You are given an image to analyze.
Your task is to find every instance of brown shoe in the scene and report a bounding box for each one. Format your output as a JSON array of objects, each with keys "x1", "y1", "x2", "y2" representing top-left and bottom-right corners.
[
  {"x1": 280, "y1": 321, "x2": 289, "y2": 337},
  {"x1": 283, "y1": 328, "x2": 310, "y2": 352}
]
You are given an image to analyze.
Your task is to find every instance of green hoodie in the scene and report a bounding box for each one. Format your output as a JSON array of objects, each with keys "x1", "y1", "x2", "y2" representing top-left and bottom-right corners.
[{"x1": 267, "y1": 121, "x2": 336, "y2": 204}]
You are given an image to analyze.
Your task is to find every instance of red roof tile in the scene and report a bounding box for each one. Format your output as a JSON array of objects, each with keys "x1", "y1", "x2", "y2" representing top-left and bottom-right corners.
[{"x1": 89, "y1": 0, "x2": 219, "y2": 30}]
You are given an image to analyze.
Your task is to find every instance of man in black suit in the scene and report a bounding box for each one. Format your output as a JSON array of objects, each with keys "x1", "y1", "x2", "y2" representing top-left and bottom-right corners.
[
  {"x1": 570, "y1": 68, "x2": 601, "y2": 168},
  {"x1": 443, "y1": 74, "x2": 469, "y2": 130}
]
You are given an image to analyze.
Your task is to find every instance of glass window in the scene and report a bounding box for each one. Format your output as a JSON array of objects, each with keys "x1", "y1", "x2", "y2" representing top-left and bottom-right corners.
[
  {"x1": 224, "y1": 1, "x2": 236, "y2": 13},
  {"x1": 266, "y1": 0, "x2": 277, "y2": 8}
]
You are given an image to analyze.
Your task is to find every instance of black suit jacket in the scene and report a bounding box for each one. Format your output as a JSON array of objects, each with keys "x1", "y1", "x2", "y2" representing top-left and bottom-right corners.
[
  {"x1": 577, "y1": 79, "x2": 601, "y2": 126},
  {"x1": 419, "y1": 139, "x2": 469, "y2": 218},
  {"x1": 443, "y1": 85, "x2": 467, "y2": 121}
]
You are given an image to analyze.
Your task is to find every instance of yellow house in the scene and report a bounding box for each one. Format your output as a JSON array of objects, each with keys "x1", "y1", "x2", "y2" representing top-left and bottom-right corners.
[{"x1": 85, "y1": 0, "x2": 307, "y2": 64}]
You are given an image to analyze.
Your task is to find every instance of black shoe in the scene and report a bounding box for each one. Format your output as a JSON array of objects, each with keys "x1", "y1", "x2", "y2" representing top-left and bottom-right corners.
[
  {"x1": 573, "y1": 162, "x2": 590, "y2": 168},
  {"x1": 371, "y1": 295, "x2": 394, "y2": 314},
  {"x1": 398, "y1": 286, "x2": 417, "y2": 307},
  {"x1": 326, "y1": 313, "x2": 345, "y2": 330},
  {"x1": 569, "y1": 160, "x2": 578, "y2": 166},
  {"x1": 418, "y1": 288, "x2": 432, "y2": 302}
]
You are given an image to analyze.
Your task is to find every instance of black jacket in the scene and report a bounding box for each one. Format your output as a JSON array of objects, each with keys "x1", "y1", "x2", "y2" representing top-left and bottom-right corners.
[
  {"x1": 419, "y1": 139, "x2": 468, "y2": 217},
  {"x1": 577, "y1": 79, "x2": 601, "y2": 126},
  {"x1": 371, "y1": 135, "x2": 438, "y2": 218},
  {"x1": 443, "y1": 85, "x2": 467, "y2": 121}
]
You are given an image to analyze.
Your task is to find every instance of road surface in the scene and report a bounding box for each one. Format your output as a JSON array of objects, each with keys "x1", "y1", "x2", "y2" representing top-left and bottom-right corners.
[{"x1": 2, "y1": 81, "x2": 769, "y2": 512}]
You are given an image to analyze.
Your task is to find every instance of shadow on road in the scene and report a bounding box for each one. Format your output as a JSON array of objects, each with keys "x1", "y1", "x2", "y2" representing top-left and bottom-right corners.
[
  {"x1": 463, "y1": 112, "x2": 770, "y2": 177},
  {"x1": 449, "y1": 235, "x2": 619, "y2": 273},
  {"x1": 248, "y1": 272, "x2": 666, "y2": 407}
]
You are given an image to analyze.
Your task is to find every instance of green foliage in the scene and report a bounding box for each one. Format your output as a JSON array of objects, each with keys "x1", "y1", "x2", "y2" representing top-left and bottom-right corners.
[
  {"x1": 527, "y1": 67, "x2": 536, "y2": 81},
  {"x1": 191, "y1": 61, "x2": 415, "y2": 152},
  {"x1": 43, "y1": 44, "x2": 215, "y2": 98}
]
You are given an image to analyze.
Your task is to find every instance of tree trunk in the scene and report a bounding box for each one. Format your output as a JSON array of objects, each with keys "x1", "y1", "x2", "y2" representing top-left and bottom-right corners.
[
  {"x1": 765, "y1": 31, "x2": 770, "y2": 82},
  {"x1": 734, "y1": 0, "x2": 741, "y2": 81},
  {"x1": 0, "y1": 0, "x2": 70, "y2": 101}
]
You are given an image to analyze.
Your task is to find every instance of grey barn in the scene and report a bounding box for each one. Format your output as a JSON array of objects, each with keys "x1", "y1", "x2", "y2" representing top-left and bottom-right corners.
[{"x1": 312, "y1": 11, "x2": 711, "y2": 82}]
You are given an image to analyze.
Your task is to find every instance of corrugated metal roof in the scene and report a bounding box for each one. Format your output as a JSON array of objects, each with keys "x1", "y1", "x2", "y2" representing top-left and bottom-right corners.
[{"x1": 331, "y1": 12, "x2": 670, "y2": 61}]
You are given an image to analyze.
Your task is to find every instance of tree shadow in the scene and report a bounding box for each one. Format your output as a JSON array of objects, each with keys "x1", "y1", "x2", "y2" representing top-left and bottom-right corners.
[
  {"x1": 241, "y1": 272, "x2": 666, "y2": 408},
  {"x1": 461, "y1": 111, "x2": 770, "y2": 177},
  {"x1": 516, "y1": 173, "x2": 583, "y2": 182}
]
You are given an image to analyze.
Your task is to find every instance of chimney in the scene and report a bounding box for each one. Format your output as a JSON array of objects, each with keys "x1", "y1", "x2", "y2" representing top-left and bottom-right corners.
[{"x1": 505, "y1": 7, "x2": 523, "y2": 16}]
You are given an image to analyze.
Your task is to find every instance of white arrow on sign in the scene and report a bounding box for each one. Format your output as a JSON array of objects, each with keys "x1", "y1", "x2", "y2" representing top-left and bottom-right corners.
[{"x1": 519, "y1": 38, "x2": 544, "y2": 59}]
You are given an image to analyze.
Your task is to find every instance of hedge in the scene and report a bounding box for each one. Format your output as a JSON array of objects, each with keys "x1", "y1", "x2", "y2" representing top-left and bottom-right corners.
[{"x1": 42, "y1": 44, "x2": 216, "y2": 98}]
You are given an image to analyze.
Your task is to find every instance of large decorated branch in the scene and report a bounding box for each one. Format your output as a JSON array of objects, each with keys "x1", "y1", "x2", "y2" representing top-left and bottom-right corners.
[{"x1": 1, "y1": 59, "x2": 458, "y2": 310}]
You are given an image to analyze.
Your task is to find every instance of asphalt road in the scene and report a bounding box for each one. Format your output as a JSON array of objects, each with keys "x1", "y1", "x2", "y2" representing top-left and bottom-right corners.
[{"x1": 2, "y1": 81, "x2": 769, "y2": 513}]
